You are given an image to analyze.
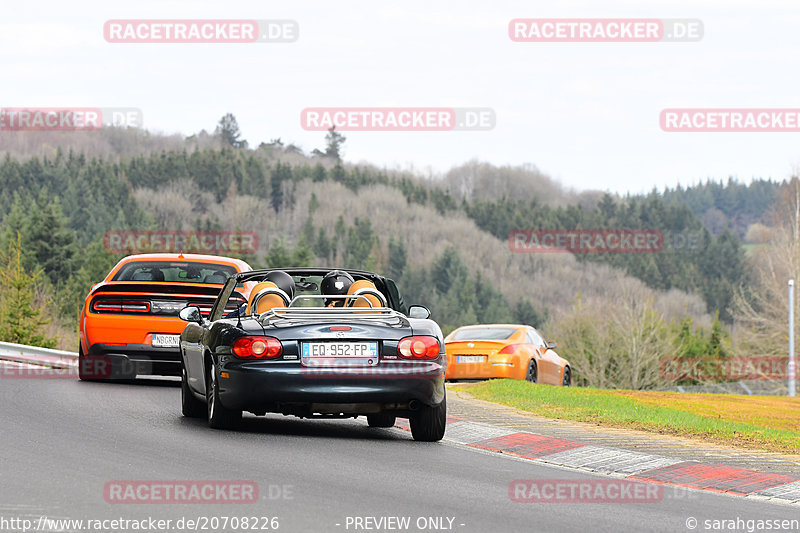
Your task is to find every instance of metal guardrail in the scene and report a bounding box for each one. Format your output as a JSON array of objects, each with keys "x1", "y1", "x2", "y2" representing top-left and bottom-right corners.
[{"x1": 0, "y1": 341, "x2": 78, "y2": 368}]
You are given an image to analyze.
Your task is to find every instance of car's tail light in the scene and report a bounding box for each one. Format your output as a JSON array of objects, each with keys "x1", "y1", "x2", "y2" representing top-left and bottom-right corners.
[
  {"x1": 92, "y1": 299, "x2": 151, "y2": 313},
  {"x1": 397, "y1": 336, "x2": 440, "y2": 359},
  {"x1": 498, "y1": 344, "x2": 524, "y2": 355},
  {"x1": 233, "y1": 336, "x2": 282, "y2": 359}
]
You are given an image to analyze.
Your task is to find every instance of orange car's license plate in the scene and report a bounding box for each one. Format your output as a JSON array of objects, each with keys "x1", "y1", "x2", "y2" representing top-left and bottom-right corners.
[
  {"x1": 456, "y1": 355, "x2": 485, "y2": 363},
  {"x1": 152, "y1": 334, "x2": 181, "y2": 348}
]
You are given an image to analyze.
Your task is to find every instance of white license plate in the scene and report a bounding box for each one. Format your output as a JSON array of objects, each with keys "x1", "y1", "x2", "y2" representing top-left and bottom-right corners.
[
  {"x1": 456, "y1": 355, "x2": 485, "y2": 363},
  {"x1": 302, "y1": 342, "x2": 378, "y2": 358},
  {"x1": 152, "y1": 334, "x2": 181, "y2": 348}
]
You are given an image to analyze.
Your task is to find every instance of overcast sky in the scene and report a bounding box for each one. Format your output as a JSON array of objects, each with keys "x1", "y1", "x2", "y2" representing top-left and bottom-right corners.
[{"x1": 3, "y1": 0, "x2": 800, "y2": 194}]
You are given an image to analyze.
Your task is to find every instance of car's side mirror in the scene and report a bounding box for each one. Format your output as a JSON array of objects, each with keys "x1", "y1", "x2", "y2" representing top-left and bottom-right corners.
[
  {"x1": 547, "y1": 341, "x2": 557, "y2": 350},
  {"x1": 179, "y1": 306, "x2": 203, "y2": 323},
  {"x1": 408, "y1": 305, "x2": 431, "y2": 319}
]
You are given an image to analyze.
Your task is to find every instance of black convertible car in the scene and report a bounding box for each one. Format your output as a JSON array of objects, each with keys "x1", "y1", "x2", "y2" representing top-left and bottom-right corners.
[{"x1": 178, "y1": 267, "x2": 447, "y2": 441}]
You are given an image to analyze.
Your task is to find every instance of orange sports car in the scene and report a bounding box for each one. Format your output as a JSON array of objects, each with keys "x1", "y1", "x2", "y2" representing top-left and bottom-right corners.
[
  {"x1": 79, "y1": 253, "x2": 252, "y2": 380},
  {"x1": 444, "y1": 324, "x2": 570, "y2": 385}
]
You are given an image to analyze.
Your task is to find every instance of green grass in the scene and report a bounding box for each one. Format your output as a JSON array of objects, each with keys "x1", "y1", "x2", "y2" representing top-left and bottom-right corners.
[{"x1": 454, "y1": 380, "x2": 800, "y2": 454}]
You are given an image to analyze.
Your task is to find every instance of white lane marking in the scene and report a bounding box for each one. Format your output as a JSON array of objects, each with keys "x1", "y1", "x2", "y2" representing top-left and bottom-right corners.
[
  {"x1": 755, "y1": 480, "x2": 800, "y2": 503},
  {"x1": 538, "y1": 445, "x2": 683, "y2": 475},
  {"x1": 443, "y1": 421, "x2": 516, "y2": 444}
]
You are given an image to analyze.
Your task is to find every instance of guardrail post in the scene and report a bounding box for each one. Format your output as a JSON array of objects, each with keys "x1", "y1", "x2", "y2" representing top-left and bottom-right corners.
[{"x1": 790, "y1": 280, "x2": 796, "y2": 397}]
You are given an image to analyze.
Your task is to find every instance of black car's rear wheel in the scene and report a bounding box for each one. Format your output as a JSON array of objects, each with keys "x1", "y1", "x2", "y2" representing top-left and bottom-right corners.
[
  {"x1": 206, "y1": 362, "x2": 241, "y2": 429},
  {"x1": 367, "y1": 413, "x2": 397, "y2": 428},
  {"x1": 181, "y1": 362, "x2": 206, "y2": 418},
  {"x1": 409, "y1": 396, "x2": 446, "y2": 442},
  {"x1": 525, "y1": 360, "x2": 538, "y2": 383}
]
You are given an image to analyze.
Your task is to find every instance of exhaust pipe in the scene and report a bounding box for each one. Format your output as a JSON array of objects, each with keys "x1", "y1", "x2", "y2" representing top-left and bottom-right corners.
[{"x1": 408, "y1": 400, "x2": 420, "y2": 411}]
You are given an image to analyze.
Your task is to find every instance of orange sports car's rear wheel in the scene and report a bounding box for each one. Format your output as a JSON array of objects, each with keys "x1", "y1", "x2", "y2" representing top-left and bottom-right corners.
[{"x1": 525, "y1": 360, "x2": 538, "y2": 383}]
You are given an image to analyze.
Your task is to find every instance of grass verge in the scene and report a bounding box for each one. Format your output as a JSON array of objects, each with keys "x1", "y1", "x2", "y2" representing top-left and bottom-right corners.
[{"x1": 453, "y1": 380, "x2": 800, "y2": 455}]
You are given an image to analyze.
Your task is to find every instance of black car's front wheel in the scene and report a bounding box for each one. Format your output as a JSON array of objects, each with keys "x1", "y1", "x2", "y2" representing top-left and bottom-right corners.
[
  {"x1": 206, "y1": 362, "x2": 241, "y2": 429},
  {"x1": 409, "y1": 396, "x2": 446, "y2": 442},
  {"x1": 181, "y1": 362, "x2": 206, "y2": 418},
  {"x1": 367, "y1": 413, "x2": 397, "y2": 428}
]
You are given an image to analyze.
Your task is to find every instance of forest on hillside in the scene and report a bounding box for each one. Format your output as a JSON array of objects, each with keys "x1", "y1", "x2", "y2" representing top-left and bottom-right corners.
[{"x1": 0, "y1": 117, "x2": 791, "y2": 389}]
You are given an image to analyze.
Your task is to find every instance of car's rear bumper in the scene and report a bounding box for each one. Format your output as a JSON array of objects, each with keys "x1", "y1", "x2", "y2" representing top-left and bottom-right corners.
[
  {"x1": 217, "y1": 360, "x2": 445, "y2": 413},
  {"x1": 445, "y1": 359, "x2": 523, "y2": 380},
  {"x1": 88, "y1": 342, "x2": 180, "y2": 376},
  {"x1": 83, "y1": 314, "x2": 187, "y2": 344}
]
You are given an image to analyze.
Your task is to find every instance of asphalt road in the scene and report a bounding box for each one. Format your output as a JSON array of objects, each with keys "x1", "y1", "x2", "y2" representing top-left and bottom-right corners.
[{"x1": 0, "y1": 378, "x2": 797, "y2": 533}]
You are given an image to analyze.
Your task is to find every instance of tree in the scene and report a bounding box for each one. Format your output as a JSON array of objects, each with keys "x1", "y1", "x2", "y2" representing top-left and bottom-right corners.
[
  {"x1": 293, "y1": 238, "x2": 315, "y2": 267},
  {"x1": 548, "y1": 281, "x2": 673, "y2": 390},
  {"x1": 312, "y1": 164, "x2": 327, "y2": 182},
  {"x1": 344, "y1": 218, "x2": 377, "y2": 269},
  {"x1": 314, "y1": 228, "x2": 331, "y2": 260},
  {"x1": 264, "y1": 239, "x2": 293, "y2": 268},
  {"x1": 514, "y1": 299, "x2": 548, "y2": 327},
  {"x1": 308, "y1": 192, "x2": 320, "y2": 215},
  {"x1": 431, "y1": 246, "x2": 468, "y2": 295},
  {"x1": 324, "y1": 127, "x2": 346, "y2": 160},
  {"x1": 387, "y1": 237, "x2": 407, "y2": 281},
  {"x1": 214, "y1": 113, "x2": 248, "y2": 148},
  {"x1": 270, "y1": 162, "x2": 292, "y2": 212},
  {"x1": 734, "y1": 177, "x2": 800, "y2": 355},
  {"x1": 0, "y1": 233, "x2": 57, "y2": 348},
  {"x1": 58, "y1": 239, "x2": 117, "y2": 320},
  {"x1": 24, "y1": 195, "x2": 78, "y2": 286}
]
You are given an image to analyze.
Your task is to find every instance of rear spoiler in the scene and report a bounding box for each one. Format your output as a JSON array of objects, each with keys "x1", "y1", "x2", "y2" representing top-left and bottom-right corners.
[{"x1": 90, "y1": 283, "x2": 224, "y2": 297}]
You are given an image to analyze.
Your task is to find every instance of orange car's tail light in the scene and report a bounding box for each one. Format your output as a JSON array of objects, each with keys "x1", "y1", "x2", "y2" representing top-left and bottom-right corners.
[
  {"x1": 498, "y1": 344, "x2": 524, "y2": 355},
  {"x1": 92, "y1": 300, "x2": 151, "y2": 313},
  {"x1": 233, "y1": 336, "x2": 282, "y2": 359},
  {"x1": 397, "y1": 336, "x2": 440, "y2": 359}
]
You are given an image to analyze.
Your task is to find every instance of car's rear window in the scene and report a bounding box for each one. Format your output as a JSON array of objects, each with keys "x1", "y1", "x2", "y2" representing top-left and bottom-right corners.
[
  {"x1": 450, "y1": 327, "x2": 517, "y2": 341},
  {"x1": 112, "y1": 261, "x2": 237, "y2": 284}
]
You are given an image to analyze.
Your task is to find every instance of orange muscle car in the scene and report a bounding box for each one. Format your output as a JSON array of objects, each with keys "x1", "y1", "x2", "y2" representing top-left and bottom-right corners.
[{"x1": 79, "y1": 253, "x2": 252, "y2": 380}]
